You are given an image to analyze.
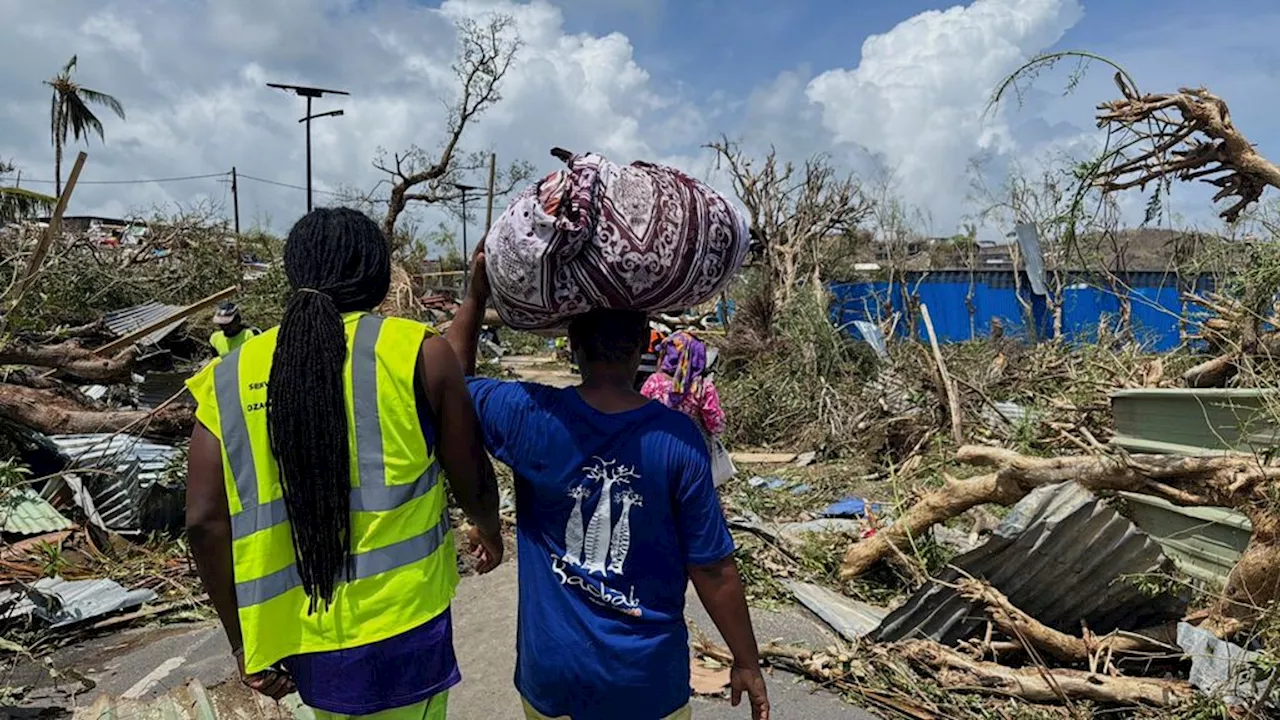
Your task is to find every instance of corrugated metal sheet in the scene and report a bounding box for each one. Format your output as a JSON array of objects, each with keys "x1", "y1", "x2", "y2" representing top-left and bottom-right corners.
[
  {"x1": 1108, "y1": 388, "x2": 1258, "y2": 585},
  {"x1": 1120, "y1": 493, "x2": 1251, "y2": 586},
  {"x1": 104, "y1": 300, "x2": 186, "y2": 347},
  {"x1": 1111, "y1": 388, "x2": 1280, "y2": 455},
  {"x1": 872, "y1": 482, "x2": 1185, "y2": 645},
  {"x1": 788, "y1": 581, "x2": 888, "y2": 641},
  {"x1": 1014, "y1": 223, "x2": 1047, "y2": 296},
  {"x1": 43, "y1": 434, "x2": 183, "y2": 533},
  {"x1": 0, "y1": 577, "x2": 156, "y2": 627},
  {"x1": 0, "y1": 486, "x2": 72, "y2": 535}
]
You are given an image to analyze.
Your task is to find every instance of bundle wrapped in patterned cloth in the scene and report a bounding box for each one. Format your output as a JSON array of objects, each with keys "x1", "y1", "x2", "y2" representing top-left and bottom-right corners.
[{"x1": 484, "y1": 148, "x2": 751, "y2": 331}]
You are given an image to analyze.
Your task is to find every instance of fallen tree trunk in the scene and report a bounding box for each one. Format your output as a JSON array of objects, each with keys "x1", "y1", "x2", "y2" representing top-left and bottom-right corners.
[
  {"x1": 840, "y1": 446, "x2": 1280, "y2": 637},
  {"x1": 957, "y1": 578, "x2": 1177, "y2": 666},
  {"x1": 0, "y1": 341, "x2": 139, "y2": 383},
  {"x1": 898, "y1": 640, "x2": 1195, "y2": 707},
  {"x1": 0, "y1": 382, "x2": 192, "y2": 436}
]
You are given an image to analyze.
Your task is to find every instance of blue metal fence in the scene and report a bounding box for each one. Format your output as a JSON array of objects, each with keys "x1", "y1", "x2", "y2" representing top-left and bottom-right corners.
[{"x1": 829, "y1": 270, "x2": 1215, "y2": 351}]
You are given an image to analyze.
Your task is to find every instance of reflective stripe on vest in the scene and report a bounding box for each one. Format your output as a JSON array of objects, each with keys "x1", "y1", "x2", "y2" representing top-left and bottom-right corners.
[{"x1": 213, "y1": 315, "x2": 444, "y2": 608}]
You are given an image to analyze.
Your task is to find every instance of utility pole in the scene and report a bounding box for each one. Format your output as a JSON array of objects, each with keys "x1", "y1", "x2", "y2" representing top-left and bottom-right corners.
[
  {"x1": 484, "y1": 152, "x2": 497, "y2": 236},
  {"x1": 231, "y1": 167, "x2": 240, "y2": 235},
  {"x1": 265, "y1": 82, "x2": 349, "y2": 212},
  {"x1": 453, "y1": 181, "x2": 484, "y2": 291}
]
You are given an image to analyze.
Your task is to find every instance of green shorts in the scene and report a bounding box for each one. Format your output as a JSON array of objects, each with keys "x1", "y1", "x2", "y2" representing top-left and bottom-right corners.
[{"x1": 310, "y1": 690, "x2": 448, "y2": 720}]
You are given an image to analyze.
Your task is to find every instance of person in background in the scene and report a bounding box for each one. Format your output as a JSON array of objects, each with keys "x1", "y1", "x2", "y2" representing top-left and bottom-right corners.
[
  {"x1": 446, "y1": 247, "x2": 770, "y2": 720},
  {"x1": 185, "y1": 208, "x2": 503, "y2": 720},
  {"x1": 210, "y1": 302, "x2": 261, "y2": 357},
  {"x1": 640, "y1": 331, "x2": 735, "y2": 487}
]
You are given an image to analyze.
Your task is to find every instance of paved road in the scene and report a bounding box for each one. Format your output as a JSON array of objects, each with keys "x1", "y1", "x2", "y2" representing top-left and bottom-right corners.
[
  {"x1": 451, "y1": 561, "x2": 874, "y2": 720},
  {"x1": 13, "y1": 561, "x2": 872, "y2": 719}
]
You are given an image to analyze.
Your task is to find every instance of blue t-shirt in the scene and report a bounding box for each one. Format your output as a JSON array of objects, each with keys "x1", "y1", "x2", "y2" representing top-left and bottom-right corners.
[{"x1": 468, "y1": 379, "x2": 735, "y2": 720}]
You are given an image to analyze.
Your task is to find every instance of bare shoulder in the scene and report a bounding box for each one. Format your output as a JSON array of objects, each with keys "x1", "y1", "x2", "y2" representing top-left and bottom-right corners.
[{"x1": 419, "y1": 334, "x2": 458, "y2": 365}]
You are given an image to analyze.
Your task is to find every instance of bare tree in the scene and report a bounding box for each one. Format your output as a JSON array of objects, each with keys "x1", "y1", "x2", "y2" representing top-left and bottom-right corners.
[
  {"x1": 375, "y1": 15, "x2": 534, "y2": 243},
  {"x1": 708, "y1": 138, "x2": 870, "y2": 334},
  {"x1": 1094, "y1": 74, "x2": 1280, "y2": 223}
]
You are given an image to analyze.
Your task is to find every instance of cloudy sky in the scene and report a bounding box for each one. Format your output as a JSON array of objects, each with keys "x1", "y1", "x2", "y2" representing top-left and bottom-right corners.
[{"x1": 3, "y1": 0, "x2": 1278, "y2": 242}]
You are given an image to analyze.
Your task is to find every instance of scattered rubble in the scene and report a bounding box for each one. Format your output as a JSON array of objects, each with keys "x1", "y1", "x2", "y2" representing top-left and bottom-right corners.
[{"x1": 76, "y1": 678, "x2": 315, "y2": 720}]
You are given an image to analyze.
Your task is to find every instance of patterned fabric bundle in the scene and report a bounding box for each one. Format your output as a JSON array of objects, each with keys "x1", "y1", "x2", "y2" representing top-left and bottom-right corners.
[{"x1": 484, "y1": 149, "x2": 751, "y2": 331}]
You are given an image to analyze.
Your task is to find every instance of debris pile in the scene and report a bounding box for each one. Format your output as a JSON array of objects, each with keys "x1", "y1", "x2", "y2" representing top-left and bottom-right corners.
[
  {"x1": 1, "y1": 188, "x2": 255, "y2": 669},
  {"x1": 711, "y1": 318, "x2": 1280, "y2": 717}
]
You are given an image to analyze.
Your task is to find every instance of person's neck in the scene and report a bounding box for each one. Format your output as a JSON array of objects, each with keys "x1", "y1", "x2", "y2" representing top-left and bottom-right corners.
[{"x1": 577, "y1": 367, "x2": 647, "y2": 414}]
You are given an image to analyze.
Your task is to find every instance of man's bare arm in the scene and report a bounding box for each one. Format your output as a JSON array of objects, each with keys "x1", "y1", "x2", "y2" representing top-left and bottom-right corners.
[
  {"x1": 688, "y1": 557, "x2": 760, "y2": 668},
  {"x1": 689, "y1": 557, "x2": 770, "y2": 719},
  {"x1": 420, "y1": 335, "x2": 501, "y2": 542},
  {"x1": 444, "y1": 248, "x2": 488, "y2": 376}
]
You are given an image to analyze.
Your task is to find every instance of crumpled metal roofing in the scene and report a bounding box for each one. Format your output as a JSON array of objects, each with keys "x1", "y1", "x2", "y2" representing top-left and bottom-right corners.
[
  {"x1": 0, "y1": 486, "x2": 72, "y2": 535},
  {"x1": 0, "y1": 577, "x2": 156, "y2": 628},
  {"x1": 872, "y1": 482, "x2": 1186, "y2": 645},
  {"x1": 1178, "y1": 621, "x2": 1276, "y2": 708},
  {"x1": 42, "y1": 434, "x2": 183, "y2": 534},
  {"x1": 104, "y1": 300, "x2": 186, "y2": 347}
]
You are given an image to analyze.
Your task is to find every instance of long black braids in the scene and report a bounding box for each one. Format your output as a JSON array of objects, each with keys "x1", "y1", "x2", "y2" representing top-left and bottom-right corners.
[{"x1": 267, "y1": 207, "x2": 391, "y2": 613}]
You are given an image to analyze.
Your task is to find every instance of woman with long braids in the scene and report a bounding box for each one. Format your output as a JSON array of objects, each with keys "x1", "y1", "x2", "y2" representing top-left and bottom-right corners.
[{"x1": 186, "y1": 207, "x2": 503, "y2": 719}]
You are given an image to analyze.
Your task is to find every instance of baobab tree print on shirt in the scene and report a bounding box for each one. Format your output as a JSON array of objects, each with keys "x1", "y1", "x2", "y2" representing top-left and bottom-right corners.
[
  {"x1": 562, "y1": 485, "x2": 591, "y2": 566},
  {"x1": 559, "y1": 457, "x2": 645, "y2": 581},
  {"x1": 607, "y1": 490, "x2": 643, "y2": 575}
]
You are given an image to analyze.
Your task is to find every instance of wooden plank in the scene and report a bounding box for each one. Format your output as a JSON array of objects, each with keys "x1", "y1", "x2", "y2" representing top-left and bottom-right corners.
[
  {"x1": 94, "y1": 285, "x2": 238, "y2": 356},
  {"x1": 730, "y1": 452, "x2": 798, "y2": 465},
  {"x1": 921, "y1": 303, "x2": 963, "y2": 445}
]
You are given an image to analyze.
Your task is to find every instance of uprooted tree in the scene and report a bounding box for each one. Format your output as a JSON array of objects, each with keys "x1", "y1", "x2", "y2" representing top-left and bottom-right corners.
[
  {"x1": 1093, "y1": 72, "x2": 1280, "y2": 223},
  {"x1": 707, "y1": 138, "x2": 871, "y2": 338},
  {"x1": 840, "y1": 446, "x2": 1280, "y2": 642},
  {"x1": 376, "y1": 14, "x2": 534, "y2": 245}
]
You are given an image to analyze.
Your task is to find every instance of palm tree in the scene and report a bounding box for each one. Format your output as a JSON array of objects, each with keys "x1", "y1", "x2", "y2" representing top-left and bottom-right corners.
[
  {"x1": 0, "y1": 187, "x2": 55, "y2": 226},
  {"x1": 0, "y1": 162, "x2": 54, "y2": 225},
  {"x1": 45, "y1": 56, "x2": 125, "y2": 197}
]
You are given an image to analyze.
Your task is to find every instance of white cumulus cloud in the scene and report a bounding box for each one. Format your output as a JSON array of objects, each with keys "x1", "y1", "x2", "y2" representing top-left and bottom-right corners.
[
  {"x1": 0, "y1": 0, "x2": 703, "y2": 235},
  {"x1": 805, "y1": 0, "x2": 1085, "y2": 232}
]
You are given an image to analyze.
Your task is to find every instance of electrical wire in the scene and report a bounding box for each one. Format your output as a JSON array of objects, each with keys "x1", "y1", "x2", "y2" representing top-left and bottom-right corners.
[
  {"x1": 237, "y1": 172, "x2": 373, "y2": 200},
  {"x1": 15, "y1": 168, "x2": 381, "y2": 203},
  {"x1": 17, "y1": 171, "x2": 230, "y2": 186}
]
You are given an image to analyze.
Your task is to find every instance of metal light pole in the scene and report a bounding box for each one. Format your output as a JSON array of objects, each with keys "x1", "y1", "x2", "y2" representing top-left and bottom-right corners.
[
  {"x1": 453, "y1": 182, "x2": 483, "y2": 290},
  {"x1": 266, "y1": 83, "x2": 349, "y2": 212}
]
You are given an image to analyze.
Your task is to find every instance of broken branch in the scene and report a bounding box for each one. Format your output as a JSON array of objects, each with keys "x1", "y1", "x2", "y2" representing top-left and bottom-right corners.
[
  {"x1": 898, "y1": 640, "x2": 1195, "y2": 707},
  {"x1": 957, "y1": 578, "x2": 1177, "y2": 665}
]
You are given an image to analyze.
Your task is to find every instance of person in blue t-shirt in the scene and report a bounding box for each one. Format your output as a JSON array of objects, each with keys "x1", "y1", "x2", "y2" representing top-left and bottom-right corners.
[{"x1": 446, "y1": 248, "x2": 770, "y2": 720}]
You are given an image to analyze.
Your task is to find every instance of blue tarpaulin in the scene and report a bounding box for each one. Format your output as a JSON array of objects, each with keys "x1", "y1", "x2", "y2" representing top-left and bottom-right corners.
[{"x1": 830, "y1": 270, "x2": 1214, "y2": 352}]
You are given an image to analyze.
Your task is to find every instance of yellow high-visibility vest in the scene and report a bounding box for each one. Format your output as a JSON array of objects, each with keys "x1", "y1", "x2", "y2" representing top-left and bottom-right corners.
[
  {"x1": 186, "y1": 313, "x2": 457, "y2": 674},
  {"x1": 210, "y1": 327, "x2": 260, "y2": 357}
]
